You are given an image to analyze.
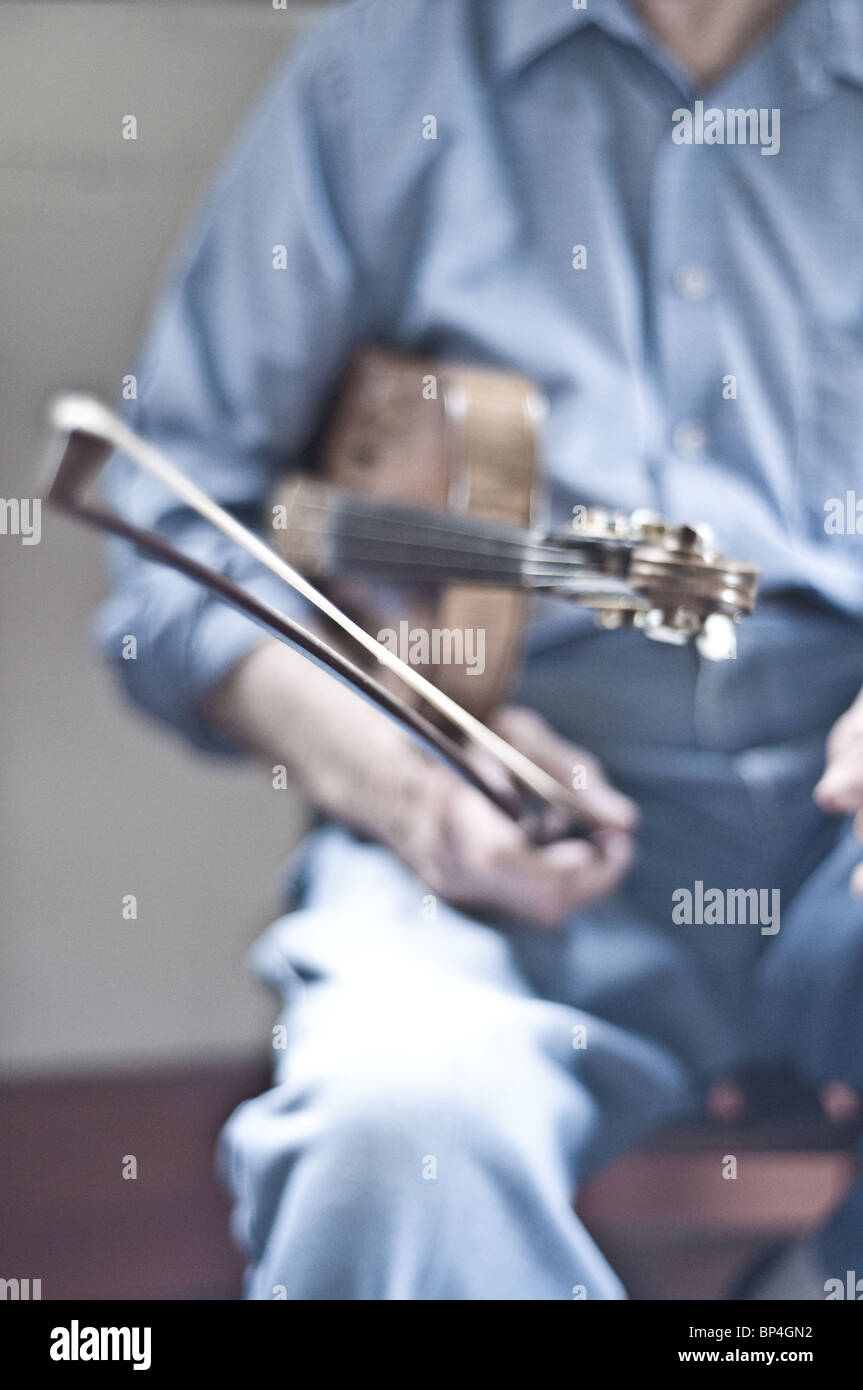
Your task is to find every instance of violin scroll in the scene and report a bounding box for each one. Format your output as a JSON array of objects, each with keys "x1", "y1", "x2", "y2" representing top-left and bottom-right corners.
[{"x1": 568, "y1": 508, "x2": 759, "y2": 661}]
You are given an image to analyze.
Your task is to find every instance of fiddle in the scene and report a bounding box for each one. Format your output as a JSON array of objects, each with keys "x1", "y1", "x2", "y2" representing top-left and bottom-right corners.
[
  {"x1": 43, "y1": 351, "x2": 757, "y2": 844},
  {"x1": 271, "y1": 346, "x2": 757, "y2": 713}
]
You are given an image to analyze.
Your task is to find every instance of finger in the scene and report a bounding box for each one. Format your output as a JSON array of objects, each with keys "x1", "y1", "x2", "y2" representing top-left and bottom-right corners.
[
  {"x1": 819, "y1": 1081, "x2": 862, "y2": 1125},
  {"x1": 579, "y1": 827, "x2": 637, "y2": 895},
  {"x1": 813, "y1": 761, "x2": 863, "y2": 815},
  {"x1": 463, "y1": 717, "x2": 633, "y2": 833},
  {"x1": 441, "y1": 767, "x2": 634, "y2": 928},
  {"x1": 459, "y1": 739, "x2": 527, "y2": 816},
  {"x1": 476, "y1": 829, "x2": 633, "y2": 929},
  {"x1": 530, "y1": 828, "x2": 635, "y2": 922},
  {"x1": 495, "y1": 708, "x2": 639, "y2": 832},
  {"x1": 827, "y1": 709, "x2": 863, "y2": 763},
  {"x1": 577, "y1": 777, "x2": 641, "y2": 833},
  {"x1": 543, "y1": 827, "x2": 634, "y2": 885},
  {"x1": 850, "y1": 860, "x2": 863, "y2": 898},
  {"x1": 705, "y1": 1078, "x2": 747, "y2": 1121}
]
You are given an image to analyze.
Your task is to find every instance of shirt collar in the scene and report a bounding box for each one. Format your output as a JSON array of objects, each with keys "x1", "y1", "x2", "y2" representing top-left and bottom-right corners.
[
  {"x1": 494, "y1": 0, "x2": 863, "y2": 97},
  {"x1": 492, "y1": 0, "x2": 636, "y2": 77}
]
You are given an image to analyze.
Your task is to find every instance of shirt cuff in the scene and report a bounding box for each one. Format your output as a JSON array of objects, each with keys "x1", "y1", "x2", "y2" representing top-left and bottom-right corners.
[{"x1": 98, "y1": 558, "x2": 315, "y2": 756}]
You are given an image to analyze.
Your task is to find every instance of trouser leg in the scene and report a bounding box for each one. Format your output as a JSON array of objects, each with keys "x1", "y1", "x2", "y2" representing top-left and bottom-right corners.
[
  {"x1": 220, "y1": 894, "x2": 693, "y2": 1300},
  {"x1": 751, "y1": 823, "x2": 863, "y2": 1285}
]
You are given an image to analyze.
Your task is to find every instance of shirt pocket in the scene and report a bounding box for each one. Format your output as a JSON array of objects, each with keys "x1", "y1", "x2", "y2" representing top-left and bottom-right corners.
[{"x1": 798, "y1": 322, "x2": 863, "y2": 545}]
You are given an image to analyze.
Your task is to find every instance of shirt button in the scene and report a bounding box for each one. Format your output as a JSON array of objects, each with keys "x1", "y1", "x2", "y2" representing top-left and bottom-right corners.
[
  {"x1": 672, "y1": 420, "x2": 708, "y2": 457},
  {"x1": 672, "y1": 264, "x2": 713, "y2": 301}
]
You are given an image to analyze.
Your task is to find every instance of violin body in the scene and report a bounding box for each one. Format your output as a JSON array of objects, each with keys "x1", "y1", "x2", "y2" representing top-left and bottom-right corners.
[{"x1": 272, "y1": 347, "x2": 544, "y2": 718}]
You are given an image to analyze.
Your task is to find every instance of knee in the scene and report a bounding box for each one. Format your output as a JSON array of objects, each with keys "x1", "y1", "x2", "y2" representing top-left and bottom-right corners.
[
  {"x1": 316, "y1": 1041, "x2": 504, "y2": 1180},
  {"x1": 304, "y1": 986, "x2": 589, "y2": 1185},
  {"x1": 224, "y1": 999, "x2": 519, "y2": 1192}
]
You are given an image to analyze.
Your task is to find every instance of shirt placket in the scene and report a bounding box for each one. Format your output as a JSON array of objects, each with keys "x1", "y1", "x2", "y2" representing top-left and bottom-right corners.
[{"x1": 648, "y1": 112, "x2": 742, "y2": 751}]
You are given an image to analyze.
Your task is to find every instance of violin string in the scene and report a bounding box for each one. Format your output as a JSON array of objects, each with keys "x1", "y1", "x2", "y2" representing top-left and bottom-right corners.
[
  {"x1": 276, "y1": 495, "x2": 636, "y2": 591},
  {"x1": 319, "y1": 552, "x2": 612, "y2": 587},
  {"x1": 284, "y1": 496, "x2": 608, "y2": 577},
  {"x1": 328, "y1": 538, "x2": 585, "y2": 572},
  {"x1": 286, "y1": 487, "x2": 606, "y2": 557}
]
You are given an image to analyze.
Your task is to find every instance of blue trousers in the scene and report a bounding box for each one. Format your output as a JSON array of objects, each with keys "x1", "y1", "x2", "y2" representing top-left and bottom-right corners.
[{"x1": 219, "y1": 597, "x2": 863, "y2": 1299}]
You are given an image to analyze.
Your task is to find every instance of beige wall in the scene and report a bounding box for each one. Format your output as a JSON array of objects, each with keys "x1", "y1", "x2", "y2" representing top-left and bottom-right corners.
[{"x1": 0, "y1": 2, "x2": 328, "y2": 1075}]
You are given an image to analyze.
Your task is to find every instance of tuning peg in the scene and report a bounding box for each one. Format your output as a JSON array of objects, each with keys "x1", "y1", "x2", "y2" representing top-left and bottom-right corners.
[{"x1": 695, "y1": 612, "x2": 739, "y2": 661}]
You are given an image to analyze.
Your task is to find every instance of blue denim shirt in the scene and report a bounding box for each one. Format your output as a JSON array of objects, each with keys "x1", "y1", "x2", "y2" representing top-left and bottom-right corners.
[{"x1": 100, "y1": 0, "x2": 863, "y2": 749}]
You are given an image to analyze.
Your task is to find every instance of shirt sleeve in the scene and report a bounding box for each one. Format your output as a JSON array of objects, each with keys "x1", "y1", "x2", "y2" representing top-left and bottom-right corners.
[{"x1": 97, "y1": 11, "x2": 367, "y2": 753}]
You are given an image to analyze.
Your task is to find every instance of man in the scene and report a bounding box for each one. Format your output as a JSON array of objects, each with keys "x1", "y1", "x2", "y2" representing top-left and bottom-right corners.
[{"x1": 102, "y1": 0, "x2": 863, "y2": 1299}]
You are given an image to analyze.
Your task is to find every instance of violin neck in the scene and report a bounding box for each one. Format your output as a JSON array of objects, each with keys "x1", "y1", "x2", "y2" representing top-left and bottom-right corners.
[{"x1": 272, "y1": 479, "x2": 626, "y2": 593}]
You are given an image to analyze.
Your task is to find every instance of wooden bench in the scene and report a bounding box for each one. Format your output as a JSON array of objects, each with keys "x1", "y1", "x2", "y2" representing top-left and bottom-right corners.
[
  {"x1": 1, "y1": 1061, "x2": 857, "y2": 1300},
  {"x1": 578, "y1": 1072, "x2": 861, "y2": 1299}
]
